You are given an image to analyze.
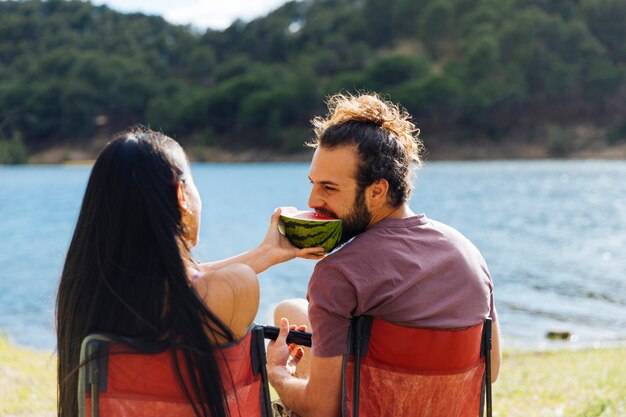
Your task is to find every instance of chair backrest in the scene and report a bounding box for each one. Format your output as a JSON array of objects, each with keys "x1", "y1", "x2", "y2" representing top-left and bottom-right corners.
[
  {"x1": 342, "y1": 316, "x2": 492, "y2": 417},
  {"x1": 77, "y1": 325, "x2": 272, "y2": 417}
]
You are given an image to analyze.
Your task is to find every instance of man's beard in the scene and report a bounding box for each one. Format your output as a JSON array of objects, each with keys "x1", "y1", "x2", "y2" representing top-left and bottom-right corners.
[{"x1": 338, "y1": 186, "x2": 372, "y2": 246}]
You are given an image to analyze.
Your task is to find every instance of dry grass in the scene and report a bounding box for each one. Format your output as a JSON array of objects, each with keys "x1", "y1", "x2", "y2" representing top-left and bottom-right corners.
[
  {"x1": 1, "y1": 334, "x2": 625, "y2": 417},
  {"x1": 0, "y1": 336, "x2": 56, "y2": 416},
  {"x1": 494, "y1": 347, "x2": 626, "y2": 416}
]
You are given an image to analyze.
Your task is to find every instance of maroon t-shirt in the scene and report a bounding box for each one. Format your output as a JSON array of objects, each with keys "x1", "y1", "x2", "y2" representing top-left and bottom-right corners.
[{"x1": 307, "y1": 214, "x2": 497, "y2": 357}]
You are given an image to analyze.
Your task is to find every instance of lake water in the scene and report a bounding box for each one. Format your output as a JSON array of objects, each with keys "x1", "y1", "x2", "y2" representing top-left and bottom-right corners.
[{"x1": 0, "y1": 160, "x2": 625, "y2": 351}]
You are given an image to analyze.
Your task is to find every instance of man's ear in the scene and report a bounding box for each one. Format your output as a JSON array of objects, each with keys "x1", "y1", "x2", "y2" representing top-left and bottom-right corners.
[
  {"x1": 368, "y1": 179, "x2": 389, "y2": 208},
  {"x1": 177, "y1": 181, "x2": 189, "y2": 212}
]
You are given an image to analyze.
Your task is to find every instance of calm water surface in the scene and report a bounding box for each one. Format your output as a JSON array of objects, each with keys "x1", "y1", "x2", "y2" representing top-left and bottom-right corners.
[{"x1": 0, "y1": 160, "x2": 625, "y2": 350}]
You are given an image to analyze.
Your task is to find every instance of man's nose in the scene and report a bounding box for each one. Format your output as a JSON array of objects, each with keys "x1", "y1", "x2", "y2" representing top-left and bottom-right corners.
[{"x1": 308, "y1": 187, "x2": 323, "y2": 210}]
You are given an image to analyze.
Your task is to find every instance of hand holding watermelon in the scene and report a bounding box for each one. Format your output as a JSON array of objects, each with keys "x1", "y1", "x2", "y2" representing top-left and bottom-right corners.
[
  {"x1": 196, "y1": 208, "x2": 325, "y2": 275},
  {"x1": 257, "y1": 208, "x2": 328, "y2": 266}
]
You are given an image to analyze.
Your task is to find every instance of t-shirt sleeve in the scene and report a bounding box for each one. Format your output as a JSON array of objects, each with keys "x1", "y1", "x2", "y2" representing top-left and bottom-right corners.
[
  {"x1": 481, "y1": 257, "x2": 499, "y2": 324},
  {"x1": 489, "y1": 283, "x2": 498, "y2": 323},
  {"x1": 307, "y1": 262, "x2": 358, "y2": 358}
]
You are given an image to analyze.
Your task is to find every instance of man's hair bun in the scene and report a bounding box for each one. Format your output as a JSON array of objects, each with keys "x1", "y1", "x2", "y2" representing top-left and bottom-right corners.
[{"x1": 312, "y1": 92, "x2": 423, "y2": 165}]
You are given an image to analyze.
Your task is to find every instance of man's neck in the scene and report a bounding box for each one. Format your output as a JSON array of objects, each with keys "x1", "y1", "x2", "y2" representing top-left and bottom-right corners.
[{"x1": 368, "y1": 204, "x2": 415, "y2": 227}]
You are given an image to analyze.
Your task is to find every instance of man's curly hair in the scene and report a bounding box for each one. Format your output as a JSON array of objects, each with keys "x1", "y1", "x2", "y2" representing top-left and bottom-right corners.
[{"x1": 308, "y1": 92, "x2": 424, "y2": 207}]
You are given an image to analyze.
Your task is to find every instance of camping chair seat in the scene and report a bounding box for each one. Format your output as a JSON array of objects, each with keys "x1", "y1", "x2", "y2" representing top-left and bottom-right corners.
[
  {"x1": 343, "y1": 316, "x2": 492, "y2": 417},
  {"x1": 78, "y1": 325, "x2": 271, "y2": 417}
]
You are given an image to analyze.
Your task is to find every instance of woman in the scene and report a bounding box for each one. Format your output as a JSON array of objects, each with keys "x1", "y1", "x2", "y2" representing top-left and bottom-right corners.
[{"x1": 56, "y1": 127, "x2": 322, "y2": 417}]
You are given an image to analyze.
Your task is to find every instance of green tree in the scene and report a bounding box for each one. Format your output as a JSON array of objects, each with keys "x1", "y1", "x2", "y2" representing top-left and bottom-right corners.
[
  {"x1": 238, "y1": 88, "x2": 298, "y2": 142},
  {"x1": 457, "y1": 5, "x2": 498, "y2": 38},
  {"x1": 58, "y1": 80, "x2": 100, "y2": 138},
  {"x1": 581, "y1": 0, "x2": 626, "y2": 62},
  {"x1": 391, "y1": 0, "x2": 432, "y2": 39},
  {"x1": 419, "y1": 0, "x2": 455, "y2": 58},
  {"x1": 363, "y1": 0, "x2": 397, "y2": 47},
  {"x1": 326, "y1": 71, "x2": 369, "y2": 95},
  {"x1": 0, "y1": 135, "x2": 28, "y2": 164},
  {"x1": 582, "y1": 58, "x2": 623, "y2": 101},
  {"x1": 363, "y1": 55, "x2": 431, "y2": 91},
  {"x1": 183, "y1": 47, "x2": 216, "y2": 85},
  {"x1": 462, "y1": 36, "x2": 500, "y2": 81},
  {"x1": 392, "y1": 73, "x2": 465, "y2": 126},
  {"x1": 562, "y1": 20, "x2": 605, "y2": 64},
  {"x1": 214, "y1": 54, "x2": 253, "y2": 82},
  {"x1": 193, "y1": 68, "x2": 283, "y2": 135},
  {"x1": 499, "y1": 7, "x2": 577, "y2": 102},
  {"x1": 145, "y1": 80, "x2": 200, "y2": 139},
  {"x1": 523, "y1": 0, "x2": 576, "y2": 18},
  {"x1": 19, "y1": 80, "x2": 64, "y2": 141},
  {"x1": 312, "y1": 49, "x2": 341, "y2": 76}
]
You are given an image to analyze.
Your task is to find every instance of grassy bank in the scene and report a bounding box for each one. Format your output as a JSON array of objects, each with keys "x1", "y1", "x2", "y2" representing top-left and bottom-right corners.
[
  {"x1": 497, "y1": 347, "x2": 625, "y2": 416},
  {"x1": 1, "y1": 335, "x2": 624, "y2": 416},
  {"x1": 0, "y1": 336, "x2": 56, "y2": 416}
]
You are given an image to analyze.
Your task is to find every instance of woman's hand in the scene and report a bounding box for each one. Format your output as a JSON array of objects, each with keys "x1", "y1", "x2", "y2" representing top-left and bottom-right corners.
[
  {"x1": 260, "y1": 208, "x2": 326, "y2": 265},
  {"x1": 197, "y1": 208, "x2": 325, "y2": 275}
]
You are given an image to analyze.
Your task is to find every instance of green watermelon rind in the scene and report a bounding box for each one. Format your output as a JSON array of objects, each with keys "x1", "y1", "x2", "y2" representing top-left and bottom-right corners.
[{"x1": 279, "y1": 214, "x2": 343, "y2": 253}]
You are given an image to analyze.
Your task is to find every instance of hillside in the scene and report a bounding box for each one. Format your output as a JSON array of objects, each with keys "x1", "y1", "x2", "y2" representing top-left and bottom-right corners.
[{"x1": 1, "y1": 0, "x2": 625, "y2": 163}]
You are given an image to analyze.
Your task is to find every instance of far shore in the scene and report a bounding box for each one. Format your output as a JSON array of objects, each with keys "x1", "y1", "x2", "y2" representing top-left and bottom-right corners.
[
  {"x1": 20, "y1": 134, "x2": 626, "y2": 165},
  {"x1": 22, "y1": 143, "x2": 626, "y2": 165}
]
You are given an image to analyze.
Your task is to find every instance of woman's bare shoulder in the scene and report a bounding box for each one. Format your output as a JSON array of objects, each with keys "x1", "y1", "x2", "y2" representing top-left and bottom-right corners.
[{"x1": 192, "y1": 264, "x2": 259, "y2": 342}]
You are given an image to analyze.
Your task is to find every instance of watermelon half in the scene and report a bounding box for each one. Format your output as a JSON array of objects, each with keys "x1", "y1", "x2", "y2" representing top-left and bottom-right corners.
[{"x1": 278, "y1": 208, "x2": 343, "y2": 253}]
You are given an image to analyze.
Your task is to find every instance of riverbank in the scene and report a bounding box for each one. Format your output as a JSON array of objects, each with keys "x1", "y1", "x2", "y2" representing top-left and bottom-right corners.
[
  {"x1": 23, "y1": 144, "x2": 626, "y2": 166},
  {"x1": 24, "y1": 140, "x2": 626, "y2": 164},
  {"x1": 20, "y1": 122, "x2": 626, "y2": 164},
  {"x1": 2, "y1": 335, "x2": 624, "y2": 416}
]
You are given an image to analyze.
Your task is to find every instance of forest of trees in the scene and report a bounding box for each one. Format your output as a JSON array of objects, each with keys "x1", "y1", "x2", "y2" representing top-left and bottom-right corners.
[{"x1": 0, "y1": 0, "x2": 625, "y2": 162}]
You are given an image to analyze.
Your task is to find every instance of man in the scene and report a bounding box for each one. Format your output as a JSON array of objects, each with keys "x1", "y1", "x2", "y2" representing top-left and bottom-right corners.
[{"x1": 267, "y1": 93, "x2": 501, "y2": 417}]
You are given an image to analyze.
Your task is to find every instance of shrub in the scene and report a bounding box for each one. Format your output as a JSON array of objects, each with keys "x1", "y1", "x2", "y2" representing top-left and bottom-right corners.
[{"x1": 0, "y1": 135, "x2": 28, "y2": 164}]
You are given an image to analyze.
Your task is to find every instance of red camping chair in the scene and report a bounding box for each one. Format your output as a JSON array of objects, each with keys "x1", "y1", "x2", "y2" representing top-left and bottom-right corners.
[
  {"x1": 77, "y1": 325, "x2": 272, "y2": 417},
  {"x1": 343, "y1": 316, "x2": 493, "y2": 417}
]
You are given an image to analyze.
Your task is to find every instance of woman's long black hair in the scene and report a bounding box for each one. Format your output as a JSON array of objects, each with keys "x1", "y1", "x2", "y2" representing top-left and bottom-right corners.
[{"x1": 56, "y1": 128, "x2": 233, "y2": 417}]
